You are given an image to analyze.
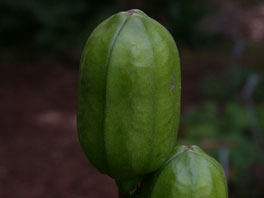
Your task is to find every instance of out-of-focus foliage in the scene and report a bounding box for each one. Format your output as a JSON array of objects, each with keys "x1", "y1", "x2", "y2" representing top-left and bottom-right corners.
[
  {"x1": 1, "y1": 0, "x2": 263, "y2": 58},
  {"x1": 201, "y1": 66, "x2": 250, "y2": 101},
  {"x1": 166, "y1": 0, "x2": 218, "y2": 47},
  {"x1": 0, "y1": 0, "x2": 220, "y2": 55},
  {"x1": 180, "y1": 65, "x2": 264, "y2": 197},
  {"x1": 0, "y1": 0, "x2": 118, "y2": 51},
  {"x1": 256, "y1": 105, "x2": 264, "y2": 133},
  {"x1": 144, "y1": 0, "x2": 218, "y2": 47}
]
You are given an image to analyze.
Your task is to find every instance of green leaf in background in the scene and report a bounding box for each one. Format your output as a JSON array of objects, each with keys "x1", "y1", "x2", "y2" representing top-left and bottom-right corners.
[{"x1": 180, "y1": 64, "x2": 264, "y2": 197}]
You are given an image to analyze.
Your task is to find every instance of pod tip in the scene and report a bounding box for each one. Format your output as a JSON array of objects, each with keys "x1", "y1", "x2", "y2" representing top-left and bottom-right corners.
[{"x1": 185, "y1": 146, "x2": 194, "y2": 151}]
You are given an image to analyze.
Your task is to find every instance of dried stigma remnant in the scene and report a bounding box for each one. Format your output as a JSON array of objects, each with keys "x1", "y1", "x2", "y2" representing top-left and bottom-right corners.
[
  {"x1": 128, "y1": 10, "x2": 136, "y2": 15},
  {"x1": 185, "y1": 146, "x2": 194, "y2": 151}
]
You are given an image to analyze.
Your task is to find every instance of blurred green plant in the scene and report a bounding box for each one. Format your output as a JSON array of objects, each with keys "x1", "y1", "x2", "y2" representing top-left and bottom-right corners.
[
  {"x1": 0, "y1": 0, "x2": 118, "y2": 52},
  {"x1": 166, "y1": 0, "x2": 218, "y2": 47},
  {"x1": 180, "y1": 65, "x2": 264, "y2": 197},
  {"x1": 145, "y1": 0, "x2": 219, "y2": 47},
  {"x1": 201, "y1": 65, "x2": 250, "y2": 101},
  {"x1": 0, "y1": 0, "x2": 222, "y2": 59}
]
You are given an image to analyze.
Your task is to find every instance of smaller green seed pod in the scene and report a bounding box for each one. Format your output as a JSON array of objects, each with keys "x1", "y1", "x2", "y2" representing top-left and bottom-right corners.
[{"x1": 138, "y1": 145, "x2": 228, "y2": 198}]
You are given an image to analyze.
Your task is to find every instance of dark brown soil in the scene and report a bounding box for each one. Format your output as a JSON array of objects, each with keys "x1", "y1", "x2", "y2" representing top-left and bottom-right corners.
[{"x1": 0, "y1": 63, "x2": 117, "y2": 198}]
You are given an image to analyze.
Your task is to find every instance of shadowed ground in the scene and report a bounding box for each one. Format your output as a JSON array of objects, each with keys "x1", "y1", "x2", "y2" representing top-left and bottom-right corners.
[{"x1": 0, "y1": 63, "x2": 117, "y2": 198}]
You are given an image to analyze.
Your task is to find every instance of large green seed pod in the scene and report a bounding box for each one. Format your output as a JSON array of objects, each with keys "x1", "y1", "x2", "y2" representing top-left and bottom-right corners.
[
  {"x1": 77, "y1": 9, "x2": 181, "y2": 182},
  {"x1": 138, "y1": 145, "x2": 228, "y2": 198}
]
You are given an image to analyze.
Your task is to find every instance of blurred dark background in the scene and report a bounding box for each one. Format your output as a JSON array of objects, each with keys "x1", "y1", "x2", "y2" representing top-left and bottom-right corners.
[{"x1": 1, "y1": 0, "x2": 264, "y2": 197}]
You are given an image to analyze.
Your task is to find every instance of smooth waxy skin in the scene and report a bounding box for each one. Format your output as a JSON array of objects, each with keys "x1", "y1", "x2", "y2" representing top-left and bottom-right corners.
[
  {"x1": 77, "y1": 9, "x2": 181, "y2": 180},
  {"x1": 138, "y1": 145, "x2": 228, "y2": 198}
]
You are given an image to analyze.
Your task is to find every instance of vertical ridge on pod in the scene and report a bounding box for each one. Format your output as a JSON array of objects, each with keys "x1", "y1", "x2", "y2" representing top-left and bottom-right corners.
[{"x1": 102, "y1": 12, "x2": 131, "y2": 174}]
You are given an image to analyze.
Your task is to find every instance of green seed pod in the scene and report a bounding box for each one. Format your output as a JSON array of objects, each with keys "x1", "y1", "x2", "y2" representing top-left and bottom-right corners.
[
  {"x1": 138, "y1": 145, "x2": 228, "y2": 198},
  {"x1": 77, "y1": 9, "x2": 181, "y2": 183}
]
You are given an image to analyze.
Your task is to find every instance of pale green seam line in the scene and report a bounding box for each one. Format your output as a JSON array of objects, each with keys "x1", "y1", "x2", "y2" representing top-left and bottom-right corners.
[
  {"x1": 139, "y1": 17, "x2": 157, "y2": 173},
  {"x1": 102, "y1": 13, "x2": 131, "y2": 176}
]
